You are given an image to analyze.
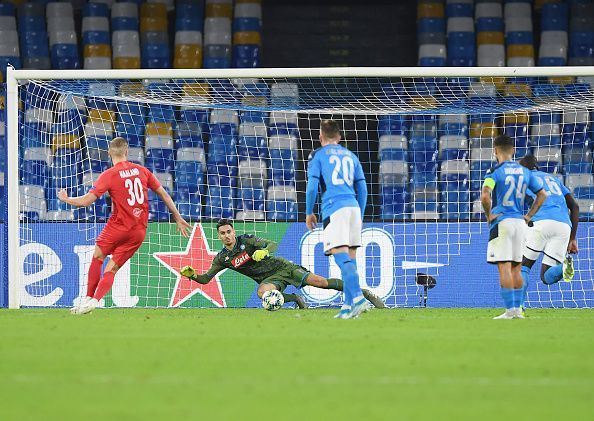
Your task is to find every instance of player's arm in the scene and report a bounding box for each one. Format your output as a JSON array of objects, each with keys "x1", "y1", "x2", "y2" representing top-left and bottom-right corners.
[
  {"x1": 305, "y1": 152, "x2": 321, "y2": 230},
  {"x1": 480, "y1": 177, "x2": 498, "y2": 222},
  {"x1": 153, "y1": 186, "x2": 191, "y2": 238},
  {"x1": 524, "y1": 175, "x2": 547, "y2": 224},
  {"x1": 354, "y1": 160, "x2": 367, "y2": 217},
  {"x1": 181, "y1": 258, "x2": 224, "y2": 284},
  {"x1": 244, "y1": 235, "x2": 278, "y2": 261},
  {"x1": 565, "y1": 193, "x2": 580, "y2": 253},
  {"x1": 57, "y1": 190, "x2": 98, "y2": 207}
]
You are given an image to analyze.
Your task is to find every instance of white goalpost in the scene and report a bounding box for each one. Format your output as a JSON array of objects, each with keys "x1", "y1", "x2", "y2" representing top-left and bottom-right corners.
[{"x1": 6, "y1": 66, "x2": 594, "y2": 310}]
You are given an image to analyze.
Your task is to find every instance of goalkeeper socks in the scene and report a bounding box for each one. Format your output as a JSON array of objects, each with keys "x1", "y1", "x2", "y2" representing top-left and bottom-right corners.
[
  {"x1": 282, "y1": 293, "x2": 298, "y2": 303},
  {"x1": 333, "y1": 252, "x2": 362, "y2": 305},
  {"x1": 87, "y1": 257, "x2": 103, "y2": 297},
  {"x1": 500, "y1": 287, "x2": 523, "y2": 309},
  {"x1": 520, "y1": 266, "x2": 531, "y2": 307},
  {"x1": 326, "y1": 278, "x2": 343, "y2": 291},
  {"x1": 543, "y1": 264, "x2": 563, "y2": 285},
  {"x1": 93, "y1": 271, "x2": 116, "y2": 301}
]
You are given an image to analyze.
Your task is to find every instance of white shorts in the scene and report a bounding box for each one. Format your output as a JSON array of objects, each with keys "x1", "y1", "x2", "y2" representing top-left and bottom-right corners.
[
  {"x1": 524, "y1": 219, "x2": 570, "y2": 266},
  {"x1": 323, "y1": 207, "x2": 362, "y2": 255},
  {"x1": 487, "y1": 218, "x2": 527, "y2": 263}
]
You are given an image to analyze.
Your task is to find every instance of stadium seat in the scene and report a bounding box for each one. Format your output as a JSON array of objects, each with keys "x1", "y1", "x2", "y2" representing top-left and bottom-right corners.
[
  {"x1": 535, "y1": 147, "x2": 562, "y2": 174},
  {"x1": 470, "y1": 147, "x2": 495, "y2": 196},
  {"x1": 478, "y1": 44, "x2": 505, "y2": 66},
  {"x1": 204, "y1": 184, "x2": 234, "y2": 219},
  {"x1": 565, "y1": 174, "x2": 594, "y2": 191},
  {"x1": 439, "y1": 135, "x2": 468, "y2": 160},
  {"x1": 531, "y1": 123, "x2": 561, "y2": 147},
  {"x1": 475, "y1": 2, "x2": 502, "y2": 19},
  {"x1": 266, "y1": 185, "x2": 297, "y2": 221},
  {"x1": 563, "y1": 147, "x2": 592, "y2": 174},
  {"x1": 19, "y1": 184, "x2": 47, "y2": 221},
  {"x1": 175, "y1": 122, "x2": 204, "y2": 148},
  {"x1": 418, "y1": 44, "x2": 446, "y2": 66}
]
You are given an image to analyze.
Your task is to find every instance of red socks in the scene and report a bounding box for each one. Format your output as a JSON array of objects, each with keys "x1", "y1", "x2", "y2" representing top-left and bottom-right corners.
[
  {"x1": 93, "y1": 271, "x2": 116, "y2": 301},
  {"x1": 87, "y1": 257, "x2": 103, "y2": 298}
]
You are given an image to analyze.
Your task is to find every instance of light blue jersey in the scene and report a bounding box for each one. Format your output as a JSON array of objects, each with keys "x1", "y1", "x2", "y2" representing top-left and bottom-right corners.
[
  {"x1": 305, "y1": 144, "x2": 367, "y2": 220},
  {"x1": 527, "y1": 170, "x2": 571, "y2": 226},
  {"x1": 483, "y1": 161, "x2": 544, "y2": 224}
]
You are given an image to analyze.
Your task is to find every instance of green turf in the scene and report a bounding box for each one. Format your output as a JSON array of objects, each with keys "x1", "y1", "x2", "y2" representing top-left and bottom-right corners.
[{"x1": 1, "y1": 308, "x2": 593, "y2": 420}]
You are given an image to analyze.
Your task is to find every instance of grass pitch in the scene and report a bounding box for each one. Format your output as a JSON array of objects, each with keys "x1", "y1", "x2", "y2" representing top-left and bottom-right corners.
[{"x1": 1, "y1": 308, "x2": 593, "y2": 421}]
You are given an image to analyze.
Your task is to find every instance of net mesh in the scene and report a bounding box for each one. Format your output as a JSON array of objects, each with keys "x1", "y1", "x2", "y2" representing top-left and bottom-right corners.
[{"x1": 14, "y1": 74, "x2": 594, "y2": 308}]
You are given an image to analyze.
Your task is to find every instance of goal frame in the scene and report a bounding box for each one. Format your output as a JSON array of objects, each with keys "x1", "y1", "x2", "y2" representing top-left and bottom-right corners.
[{"x1": 6, "y1": 65, "x2": 594, "y2": 309}]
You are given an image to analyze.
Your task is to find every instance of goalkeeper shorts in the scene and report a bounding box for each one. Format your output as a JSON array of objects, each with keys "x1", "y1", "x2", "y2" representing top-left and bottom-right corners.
[{"x1": 260, "y1": 263, "x2": 310, "y2": 292}]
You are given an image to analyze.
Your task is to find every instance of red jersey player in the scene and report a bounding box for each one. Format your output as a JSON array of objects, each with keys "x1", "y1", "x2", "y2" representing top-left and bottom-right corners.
[{"x1": 58, "y1": 137, "x2": 191, "y2": 314}]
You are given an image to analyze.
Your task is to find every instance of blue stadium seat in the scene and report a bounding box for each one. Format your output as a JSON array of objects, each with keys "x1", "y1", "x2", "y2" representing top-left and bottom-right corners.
[
  {"x1": 573, "y1": 186, "x2": 594, "y2": 200},
  {"x1": 506, "y1": 31, "x2": 533, "y2": 45},
  {"x1": 176, "y1": 190, "x2": 202, "y2": 220},
  {"x1": 562, "y1": 124, "x2": 590, "y2": 148},
  {"x1": 266, "y1": 200, "x2": 297, "y2": 221},
  {"x1": 0, "y1": 3, "x2": 14, "y2": 16},
  {"x1": 532, "y1": 83, "x2": 561, "y2": 98},
  {"x1": 147, "y1": 104, "x2": 176, "y2": 124},
  {"x1": 51, "y1": 44, "x2": 80, "y2": 69},
  {"x1": 439, "y1": 122, "x2": 468, "y2": 137},
  {"x1": 237, "y1": 187, "x2": 265, "y2": 212},
  {"x1": 20, "y1": 160, "x2": 48, "y2": 187},
  {"x1": 145, "y1": 148, "x2": 175, "y2": 173},
  {"x1": 563, "y1": 148, "x2": 592, "y2": 174},
  {"x1": 83, "y1": 2, "x2": 109, "y2": 17},
  {"x1": 179, "y1": 108, "x2": 209, "y2": 134},
  {"x1": 378, "y1": 115, "x2": 408, "y2": 136},
  {"x1": 542, "y1": 2, "x2": 568, "y2": 21},
  {"x1": 148, "y1": 189, "x2": 170, "y2": 222},
  {"x1": 207, "y1": 143, "x2": 237, "y2": 166},
  {"x1": 84, "y1": 148, "x2": 110, "y2": 173},
  {"x1": 142, "y1": 44, "x2": 170, "y2": 68},
  {"x1": 174, "y1": 161, "x2": 204, "y2": 192},
  {"x1": 175, "y1": 122, "x2": 204, "y2": 148},
  {"x1": 238, "y1": 135, "x2": 267, "y2": 160},
  {"x1": 210, "y1": 122, "x2": 238, "y2": 138},
  {"x1": 204, "y1": 57, "x2": 232, "y2": 69},
  {"x1": 204, "y1": 185, "x2": 234, "y2": 219},
  {"x1": 476, "y1": 17, "x2": 503, "y2": 32},
  {"x1": 112, "y1": 16, "x2": 138, "y2": 31},
  {"x1": 233, "y1": 45, "x2": 260, "y2": 68},
  {"x1": 269, "y1": 149, "x2": 296, "y2": 184},
  {"x1": 241, "y1": 110, "x2": 268, "y2": 124},
  {"x1": 446, "y1": 3, "x2": 473, "y2": 17},
  {"x1": 50, "y1": 149, "x2": 82, "y2": 189},
  {"x1": 418, "y1": 18, "x2": 445, "y2": 33},
  {"x1": 115, "y1": 123, "x2": 144, "y2": 147},
  {"x1": 381, "y1": 184, "x2": 409, "y2": 219},
  {"x1": 380, "y1": 148, "x2": 407, "y2": 162}
]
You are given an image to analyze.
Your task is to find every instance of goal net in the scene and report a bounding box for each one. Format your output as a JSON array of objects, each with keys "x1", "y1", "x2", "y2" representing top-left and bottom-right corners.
[{"x1": 6, "y1": 67, "x2": 594, "y2": 309}]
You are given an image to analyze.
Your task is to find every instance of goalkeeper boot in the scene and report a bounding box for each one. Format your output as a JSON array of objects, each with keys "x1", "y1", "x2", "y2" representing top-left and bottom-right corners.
[
  {"x1": 362, "y1": 289, "x2": 385, "y2": 309},
  {"x1": 563, "y1": 256, "x2": 575, "y2": 282},
  {"x1": 294, "y1": 295, "x2": 308, "y2": 309},
  {"x1": 345, "y1": 296, "x2": 372, "y2": 319}
]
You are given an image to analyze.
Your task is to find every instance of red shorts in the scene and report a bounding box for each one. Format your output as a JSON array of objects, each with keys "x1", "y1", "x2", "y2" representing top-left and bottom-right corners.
[{"x1": 96, "y1": 226, "x2": 146, "y2": 267}]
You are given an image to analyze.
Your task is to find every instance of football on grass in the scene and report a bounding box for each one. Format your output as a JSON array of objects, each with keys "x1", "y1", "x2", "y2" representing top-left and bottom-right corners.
[{"x1": 261, "y1": 290, "x2": 284, "y2": 311}]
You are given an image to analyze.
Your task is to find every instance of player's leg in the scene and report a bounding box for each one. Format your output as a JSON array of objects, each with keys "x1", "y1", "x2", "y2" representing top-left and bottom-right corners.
[
  {"x1": 87, "y1": 246, "x2": 107, "y2": 298},
  {"x1": 323, "y1": 208, "x2": 357, "y2": 311},
  {"x1": 521, "y1": 220, "x2": 545, "y2": 309},
  {"x1": 258, "y1": 281, "x2": 307, "y2": 309},
  {"x1": 491, "y1": 219, "x2": 524, "y2": 319},
  {"x1": 73, "y1": 231, "x2": 144, "y2": 315},
  {"x1": 303, "y1": 272, "x2": 385, "y2": 309},
  {"x1": 540, "y1": 221, "x2": 573, "y2": 284}
]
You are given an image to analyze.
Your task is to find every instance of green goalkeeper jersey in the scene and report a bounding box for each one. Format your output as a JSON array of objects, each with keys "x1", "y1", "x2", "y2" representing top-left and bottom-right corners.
[{"x1": 193, "y1": 234, "x2": 295, "y2": 284}]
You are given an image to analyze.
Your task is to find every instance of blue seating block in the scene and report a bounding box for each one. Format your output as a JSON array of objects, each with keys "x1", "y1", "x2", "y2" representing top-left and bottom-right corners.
[
  {"x1": 174, "y1": 161, "x2": 204, "y2": 192},
  {"x1": 145, "y1": 148, "x2": 174, "y2": 173},
  {"x1": 381, "y1": 184, "x2": 409, "y2": 219},
  {"x1": 237, "y1": 187, "x2": 265, "y2": 212}
]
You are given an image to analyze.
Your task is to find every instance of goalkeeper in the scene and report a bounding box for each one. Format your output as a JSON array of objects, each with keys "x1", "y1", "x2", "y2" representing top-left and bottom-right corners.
[{"x1": 181, "y1": 219, "x2": 385, "y2": 309}]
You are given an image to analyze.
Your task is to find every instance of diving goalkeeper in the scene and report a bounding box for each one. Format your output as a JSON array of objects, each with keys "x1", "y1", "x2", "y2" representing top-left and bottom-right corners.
[{"x1": 180, "y1": 219, "x2": 385, "y2": 309}]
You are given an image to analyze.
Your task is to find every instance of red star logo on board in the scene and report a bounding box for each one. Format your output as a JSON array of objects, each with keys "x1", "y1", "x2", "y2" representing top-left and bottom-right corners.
[{"x1": 153, "y1": 223, "x2": 226, "y2": 308}]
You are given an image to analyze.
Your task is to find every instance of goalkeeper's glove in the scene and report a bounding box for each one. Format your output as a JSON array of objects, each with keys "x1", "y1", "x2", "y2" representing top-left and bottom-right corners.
[
  {"x1": 252, "y1": 249, "x2": 270, "y2": 262},
  {"x1": 180, "y1": 265, "x2": 196, "y2": 279}
]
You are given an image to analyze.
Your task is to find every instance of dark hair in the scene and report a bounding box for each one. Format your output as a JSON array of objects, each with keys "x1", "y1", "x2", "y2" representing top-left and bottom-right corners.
[
  {"x1": 493, "y1": 134, "x2": 514, "y2": 152},
  {"x1": 320, "y1": 119, "x2": 341, "y2": 139},
  {"x1": 216, "y1": 219, "x2": 234, "y2": 231},
  {"x1": 518, "y1": 155, "x2": 538, "y2": 171}
]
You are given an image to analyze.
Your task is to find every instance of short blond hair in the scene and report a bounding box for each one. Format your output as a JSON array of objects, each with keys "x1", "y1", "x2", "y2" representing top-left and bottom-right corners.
[{"x1": 109, "y1": 137, "x2": 128, "y2": 157}]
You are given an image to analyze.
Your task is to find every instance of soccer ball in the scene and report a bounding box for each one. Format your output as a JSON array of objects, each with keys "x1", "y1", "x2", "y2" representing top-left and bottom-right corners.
[{"x1": 261, "y1": 290, "x2": 284, "y2": 311}]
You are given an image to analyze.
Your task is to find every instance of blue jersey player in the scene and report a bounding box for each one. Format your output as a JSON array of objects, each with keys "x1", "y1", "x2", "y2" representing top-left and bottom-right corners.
[
  {"x1": 305, "y1": 120, "x2": 369, "y2": 319},
  {"x1": 481, "y1": 135, "x2": 547, "y2": 319},
  {"x1": 518, "y1": 155, "x2": 579, "y2": 307}
]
